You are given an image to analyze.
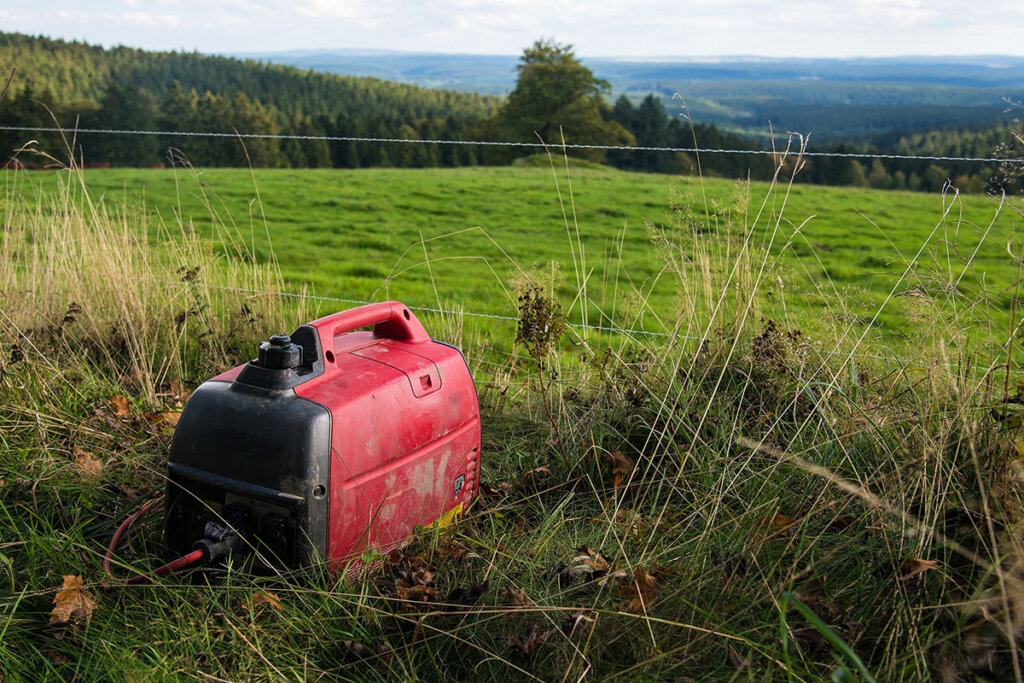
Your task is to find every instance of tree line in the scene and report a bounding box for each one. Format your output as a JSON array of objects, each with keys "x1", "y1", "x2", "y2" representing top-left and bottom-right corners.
[{"x1": 1, "y1": 32, "x2": 1020, "y2": 194}]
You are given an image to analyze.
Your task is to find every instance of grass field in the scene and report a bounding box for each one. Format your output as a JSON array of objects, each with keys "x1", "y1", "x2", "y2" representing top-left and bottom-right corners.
[
  {"x1": 2, "y1": 158, "x2": 1024, "y2": 681},
  {"x1": 9, "y1": 159, "x2": 1020, "y2": 354}
]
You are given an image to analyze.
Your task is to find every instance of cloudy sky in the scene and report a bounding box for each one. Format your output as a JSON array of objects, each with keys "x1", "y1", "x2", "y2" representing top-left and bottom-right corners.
[{"x1": 3, "y1": 0, "x2": 1024, "y2": 58}]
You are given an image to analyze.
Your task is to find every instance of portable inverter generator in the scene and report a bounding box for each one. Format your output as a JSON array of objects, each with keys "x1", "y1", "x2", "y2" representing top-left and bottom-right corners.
[{"x1": 164, "y1": 301, "x2": 481, "y2": 574}]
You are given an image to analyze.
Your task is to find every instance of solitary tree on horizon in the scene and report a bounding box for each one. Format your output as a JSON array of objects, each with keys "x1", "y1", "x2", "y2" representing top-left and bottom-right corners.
[{"x1": 496, "y1": 39, "x2": 634, "y2": 162}]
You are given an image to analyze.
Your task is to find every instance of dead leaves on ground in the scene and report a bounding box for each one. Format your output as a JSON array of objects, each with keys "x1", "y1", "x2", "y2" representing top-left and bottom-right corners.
[
  {"x1": 73, "y1": 447, "x2": 103, "y2": 476},
  {"x1": 599, "y1": 450, "x2": 635, "y2": 490},
  {"x1": 162, "y1": 379, "x2": 192, "y2": 404},
  {"x1": 106, "y1": 394, "x2": 130, "y2": 418},
  {"x1": 377, "y1": 544, "x2": 487, "y2": 614},
  {"x1": 765, "y1": 512, "x2": 795, "y2": 537},
  {"x1": 507, "y1": 623, "x2": 552, "y2": 656},
  {"x1": 143, "y1": 410, "x2": 182, "y2": 428},
  {"x1": 145, "y1": 380, "x2": 189, "y2": 428},
  {"x1": 568, "y1": 546, "x2": 621, "y2": 585},
  {"x1": 97, "y1": 382, "x2": 187, "y2": 436},
  {"x1": 899, "y1": 557, "x2": 941, "y2": 582},
  {"x1": 339, "y1": 640, "x2": 395, "y2": 669},
  {"x1": 760, "y1": 501, "x2": 860, "y2": 540},
  {"x1": 49, "y1": 575, "x2": 96, "y2": 628},
  {"x1": 389, "y1": 562, "x2": 443, "y2": 606},
  {"x1": 542, "y1": 545, "x2": 662, "y2": 617},
  {"x1": 239, "y1": 590, "x2": 283, "y2": 619},
  {"x1": 502, "y1": 586, "x2": 531, "y2": 606},
  {"x1": 516, "y1": 466, "x2": 551, "y2": 489},
  {"x1": 619, "y1": 567, "x2": 658, "y2": 614}
]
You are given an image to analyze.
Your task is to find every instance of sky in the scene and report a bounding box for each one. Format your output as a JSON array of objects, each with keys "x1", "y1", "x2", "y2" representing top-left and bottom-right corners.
[{"x1": 3, "y1": 0, "x2": 1024, "y2": 58}]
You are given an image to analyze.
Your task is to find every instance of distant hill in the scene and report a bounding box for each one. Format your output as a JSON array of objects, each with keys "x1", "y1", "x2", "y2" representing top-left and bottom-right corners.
[
  {"x1": 0, "y1": 33, "x2": 499, "y2": 122},
  {"x1": 0, "y1": 32, "x2": 499, "y2": 168},
  {"x1": 231, "y1": 50, "x2": 1024, "y2": 91},
  {"x1": 233, "y1": 49, "x2": 1024, "y2": 142}
]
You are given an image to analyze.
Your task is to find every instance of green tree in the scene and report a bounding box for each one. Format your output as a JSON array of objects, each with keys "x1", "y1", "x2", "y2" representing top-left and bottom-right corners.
[
  {"x1": 867, "y1": 158, "x2": 893, "y2": 189},
  {"x1": 81, "y1": 83, "x2": 159, "y2": 166},
  {"x1": 848, "y1": 160, "x2": 869, "y2": 187},
  {"x1": 496, "y1": 39, "x2": 633, "y2": 162}
]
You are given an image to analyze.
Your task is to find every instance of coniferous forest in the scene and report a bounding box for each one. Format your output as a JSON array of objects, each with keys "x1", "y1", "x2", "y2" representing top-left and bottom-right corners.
[{"x1": 1, "y1": 32, "x2": 1021, "y2": 193}]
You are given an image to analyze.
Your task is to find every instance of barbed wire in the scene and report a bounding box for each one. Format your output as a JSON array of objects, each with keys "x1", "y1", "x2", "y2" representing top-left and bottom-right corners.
[{"x1": 3, "y1": 124, "x2": 1023, "y2": 165}]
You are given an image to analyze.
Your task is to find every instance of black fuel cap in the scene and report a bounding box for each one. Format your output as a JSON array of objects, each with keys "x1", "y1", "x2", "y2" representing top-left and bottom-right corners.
[{"x1": 257, "y1": 334, "x2": 302, "y2": 370}]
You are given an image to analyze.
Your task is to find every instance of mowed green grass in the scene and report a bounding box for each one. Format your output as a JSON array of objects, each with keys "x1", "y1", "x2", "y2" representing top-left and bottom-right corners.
[{"x1": 13, "y1": 163, "x2": 1020, "y2": 347}]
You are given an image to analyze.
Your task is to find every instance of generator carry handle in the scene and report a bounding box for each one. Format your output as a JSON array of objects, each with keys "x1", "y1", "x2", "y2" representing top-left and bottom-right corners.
[{"x1": 308, "y1": 301, "x2": 430, "y2": 349}]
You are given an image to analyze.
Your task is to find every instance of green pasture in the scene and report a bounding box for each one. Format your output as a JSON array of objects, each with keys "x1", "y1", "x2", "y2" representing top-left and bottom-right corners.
[{"x1": 9, "y1": 162, "x2": 1021, "y2": 348}]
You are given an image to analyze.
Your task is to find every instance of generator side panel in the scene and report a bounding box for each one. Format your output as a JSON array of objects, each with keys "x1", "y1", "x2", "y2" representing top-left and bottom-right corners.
[{"x1": 297, "y1": 339, "x2": 481, "y2": 568}]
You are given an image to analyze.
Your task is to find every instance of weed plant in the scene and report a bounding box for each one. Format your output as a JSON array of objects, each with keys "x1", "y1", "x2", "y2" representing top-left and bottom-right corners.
[{"x1": 1, "y1": 145, "x2": 1023, "y2": 681}]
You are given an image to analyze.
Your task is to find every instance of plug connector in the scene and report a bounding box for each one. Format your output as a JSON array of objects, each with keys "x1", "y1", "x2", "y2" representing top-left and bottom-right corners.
[{"x1": 193, "y1": 507, "x2": 249, "y2": 563}]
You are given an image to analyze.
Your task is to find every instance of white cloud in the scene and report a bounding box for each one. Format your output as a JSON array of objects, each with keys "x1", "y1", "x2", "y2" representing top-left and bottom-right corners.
[
  {"x1": 117, "y1": 12, "x2": 184, "y2": 28},
  {"x1": 2, "y1": 0, "x2": 1023, "y2": 57}
]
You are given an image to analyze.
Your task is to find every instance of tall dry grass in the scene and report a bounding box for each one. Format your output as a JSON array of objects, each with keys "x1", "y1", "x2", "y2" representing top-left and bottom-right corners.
[
  {"x1": 0, "y1": 161, "x2": 311, "y2": 408},
  {"x1": 486, "y1": 141, "x2": 1024, "y2": 680}
]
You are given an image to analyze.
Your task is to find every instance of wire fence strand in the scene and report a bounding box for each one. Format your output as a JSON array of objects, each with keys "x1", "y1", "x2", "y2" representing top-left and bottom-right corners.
[
  {"x1": 148, "y1": 278, "x2": 1024, "y2": 376},
  {"x1": 10, "y1": 261, "x2": 1009, "y2": 374},
  {"x1": 3, "y1": 124, "x2": 1024, "y2": 165}
]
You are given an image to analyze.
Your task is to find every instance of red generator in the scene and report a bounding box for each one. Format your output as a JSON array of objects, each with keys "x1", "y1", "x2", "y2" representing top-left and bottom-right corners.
[{"x1": 165, "y1": 302, "x2": 480, "y2": 573}]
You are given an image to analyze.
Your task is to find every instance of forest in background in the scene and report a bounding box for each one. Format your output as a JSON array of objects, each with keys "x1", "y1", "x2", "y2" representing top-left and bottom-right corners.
[
  {"x1": 1, "y1": 31, "x2": 1022, "y2": 194},
  {"x1": 241, "y1": 48, "x2": 1024, "y2": 142}
]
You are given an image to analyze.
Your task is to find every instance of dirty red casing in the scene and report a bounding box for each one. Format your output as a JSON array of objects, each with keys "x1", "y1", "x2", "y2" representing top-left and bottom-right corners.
[
  {"x1": 298, "y1": 302, "x2": 480, "y2": 569},
  {"x1": 166, "y1": 302, "x2": 480, "y2": 574}
]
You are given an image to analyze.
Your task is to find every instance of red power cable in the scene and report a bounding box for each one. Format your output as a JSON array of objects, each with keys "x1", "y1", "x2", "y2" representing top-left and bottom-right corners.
[{"x1": 103, "y1": 498, "x2": 206, "y2": 585}]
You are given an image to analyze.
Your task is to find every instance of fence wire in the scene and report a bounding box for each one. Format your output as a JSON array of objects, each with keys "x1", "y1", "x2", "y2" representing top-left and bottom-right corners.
[
  {"x1": 3, "y1": 124, "x2": 1024, "y2": 165},
  {"x1": 10, "y1": 262, "x2": 1011, "y2": 375}
]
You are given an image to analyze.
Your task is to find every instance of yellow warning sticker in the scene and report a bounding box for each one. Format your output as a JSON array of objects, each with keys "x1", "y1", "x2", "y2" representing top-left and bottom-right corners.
[{"x1": 430, "y1": 502, "x2": 464, "y2": 530}]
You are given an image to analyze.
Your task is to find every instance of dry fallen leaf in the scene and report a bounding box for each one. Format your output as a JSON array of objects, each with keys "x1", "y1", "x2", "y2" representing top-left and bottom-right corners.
[
  {"x1": 569, "y1": 546, "x2": 611, "y2": 577},
  {"x1": 478, "y1": 482, "x2": 503, "y2": 498},
  {"x1": 502, "y1": 586, "x2": 530, "y2": 606},
  {"x1": 600, "y1": 450, "x2": 635, "y2": 489},
  {"x1": 444, "y1": 581, "x2": 489, "y2": 608},
  {"x1": 619, "y1": 567, "x2": 657, "y2": 614},
  {"x1": 107, "y1": 395, "x2": 130, "y2": 418},
  {"x1": 253, "y1": 591, "x2": 282, "y2": 610},
  {"x1": 145, "y1": 411, "x2": 182, "y2": 428},
  {"x1": 766, "y1": 512, "x2": 795, "y2": 536},
  {"x1": 517, "y1": 466, "x2": 551, "y2": 488},
  {"x1": 168, "y1": 379, "x2": 192, "y2": 403},
  {"x1": 396, "y1": 585, "x2": 443, "y2": 604},
  {"x1": 73, "y1": 447, "x2": 103, "y2": 476},
  {"x1": 50, "y1": 575, "x2": 96, "y2": 626},
  {"x1": 394, "y1": 566, "x2": 434, "y2": 588},
  {"x1": 507, "y1": 623, "x2": 551, "y2": 656},
  {"x1": 900, "y1": 557, "x2": 941, "y2": 581},
  {"x1": 434, "y1": 537, "x2": 471, "y2": 561}
]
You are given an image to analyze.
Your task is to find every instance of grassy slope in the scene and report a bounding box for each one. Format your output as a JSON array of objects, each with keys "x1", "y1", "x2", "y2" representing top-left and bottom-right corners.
[
  {"x1": 16, "y1": 163, "x2": 1018, "y2": 351},
  {"x1": 2, "y1": 164, "x2": 1023, "y2": 681}
]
